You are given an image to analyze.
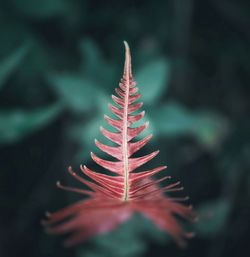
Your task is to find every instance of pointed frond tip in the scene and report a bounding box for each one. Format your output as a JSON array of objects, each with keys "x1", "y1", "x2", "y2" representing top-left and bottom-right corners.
[
  {"x1": 123, "y1": 40, "x2": 129, "y2": 50},
  {"x1": 42, "y1": 41, "x2": 197, "y2": 248}
]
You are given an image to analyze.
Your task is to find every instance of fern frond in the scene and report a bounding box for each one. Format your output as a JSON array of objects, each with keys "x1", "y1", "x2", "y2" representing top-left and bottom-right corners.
[{"x1": 43, "y1": 41, "x2": 196, "y2": 248}]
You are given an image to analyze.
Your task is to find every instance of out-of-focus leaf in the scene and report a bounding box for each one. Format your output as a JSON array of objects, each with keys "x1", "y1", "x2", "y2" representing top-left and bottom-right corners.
[
  {"x1": 72, "y1": 92, "x2": 125, "y2": 162},
  {"x1": 192, "y1": 112, "x2": 228, "y2": 148},
  {"x1": 71, "y1": 118, "x2": 101, "y2": 162},
  {"x1": 79, "y1": 39, "x2": 105, "y2": 75},
  {"x1": 48, "y1": 74, "x2": 100, "y2": 112},
  {"x1": 79, "y1": 39, "x2": 117, "y2": 90},
  {"x1": 195, "y1": 199, "x2": 231, "y2": 237},
  {"x1": 77, "y1": 214, "x2": 167, "y2": 257},
  {"x1": 18, "y1": 40, "x2": 51, "y2": 77},
  {"x1": 0, "y1": 43, "x2": 29, "y2": 90},
  {"x1": 136, "y1": 58, "x2": 170, "y2": 105},
  {"x1": 0, "y1": 103, "x2": 62, "y2": 144},
  {"x1": 12, "y1": 0, "x2": 70, "y2": 19},
  {"x1": 0, "y1": 18, "x2": 31, "y2": 55},
  {"x1": 72, "y1": 93, "x2": 114, "y2": 162},
  {"x1": 149, "y1": 102, "x2": 228, "y2": 148}
]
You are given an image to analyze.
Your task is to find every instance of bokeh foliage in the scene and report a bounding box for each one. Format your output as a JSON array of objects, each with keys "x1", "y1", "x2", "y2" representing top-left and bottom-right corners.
[{"x1": 0, "y1": 1, "x2": 250, "y2": 257}]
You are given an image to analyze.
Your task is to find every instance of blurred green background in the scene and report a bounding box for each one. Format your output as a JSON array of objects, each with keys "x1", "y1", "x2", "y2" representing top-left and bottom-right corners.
[{"x1": 0, "y1": 0, "x2": 250, "y2": 257}]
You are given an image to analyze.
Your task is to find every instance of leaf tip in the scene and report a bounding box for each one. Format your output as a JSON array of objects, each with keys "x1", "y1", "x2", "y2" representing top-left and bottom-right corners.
[
  {"x1": 123, "y1": 40, "x2": 130, "y2": 51},
  {"x1": 123, "y1": 41, "x2": 132, "y2": 78}
]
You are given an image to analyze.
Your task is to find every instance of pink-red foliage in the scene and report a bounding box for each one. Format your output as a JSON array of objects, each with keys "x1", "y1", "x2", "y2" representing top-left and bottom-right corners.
[{"x1": 43, "y1": 42, "x2": 196, "y2": 248}]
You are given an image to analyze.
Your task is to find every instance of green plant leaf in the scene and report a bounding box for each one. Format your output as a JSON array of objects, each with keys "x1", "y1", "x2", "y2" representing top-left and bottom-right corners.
[
  {"x1": 48, "y1": 74, "x2": 100, "y2": 112},
  {"x1": 149, "y1": 102, "x2": 228, "y2": 148},
  {"x1": 79, "y1": 39, "x2": 117, "y2": 90},
  {"x1": 72, "y1": 94, "x2": 114, "y2": 162},
  {"x1": 0, "y1": 43, "x2": 29, "y2": 90},
  {"x1": 0, "y1": 103, "x2": 62, "y2": 144},
  {"x1": 195, "y1": 199, "x2": 231, "y2": 237},
  {"x1": 136, "y1": 58, "x2": 170, "y2": 105},
  {"x1": 79, "y1": 39, "x2": 105, "y2": 75},
  {"x1": 71, "y1": 118, "x2": 101, "y2": 162}
]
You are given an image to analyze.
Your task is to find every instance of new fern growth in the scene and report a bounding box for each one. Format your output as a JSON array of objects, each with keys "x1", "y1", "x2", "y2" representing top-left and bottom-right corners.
[{"x1": 43, "y1": 41, "x2": 196, "y2": 247}]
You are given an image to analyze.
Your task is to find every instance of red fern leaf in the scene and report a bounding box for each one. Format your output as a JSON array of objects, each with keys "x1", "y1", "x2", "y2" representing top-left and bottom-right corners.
[{"x1": 43, "y1": 41, "x2": 197, "y2": 248}]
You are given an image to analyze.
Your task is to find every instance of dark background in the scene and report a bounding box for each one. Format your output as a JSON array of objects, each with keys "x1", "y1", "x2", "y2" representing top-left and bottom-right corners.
[{"x1": 0, "y1": 0, "x2": 250, "y2": 257}]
